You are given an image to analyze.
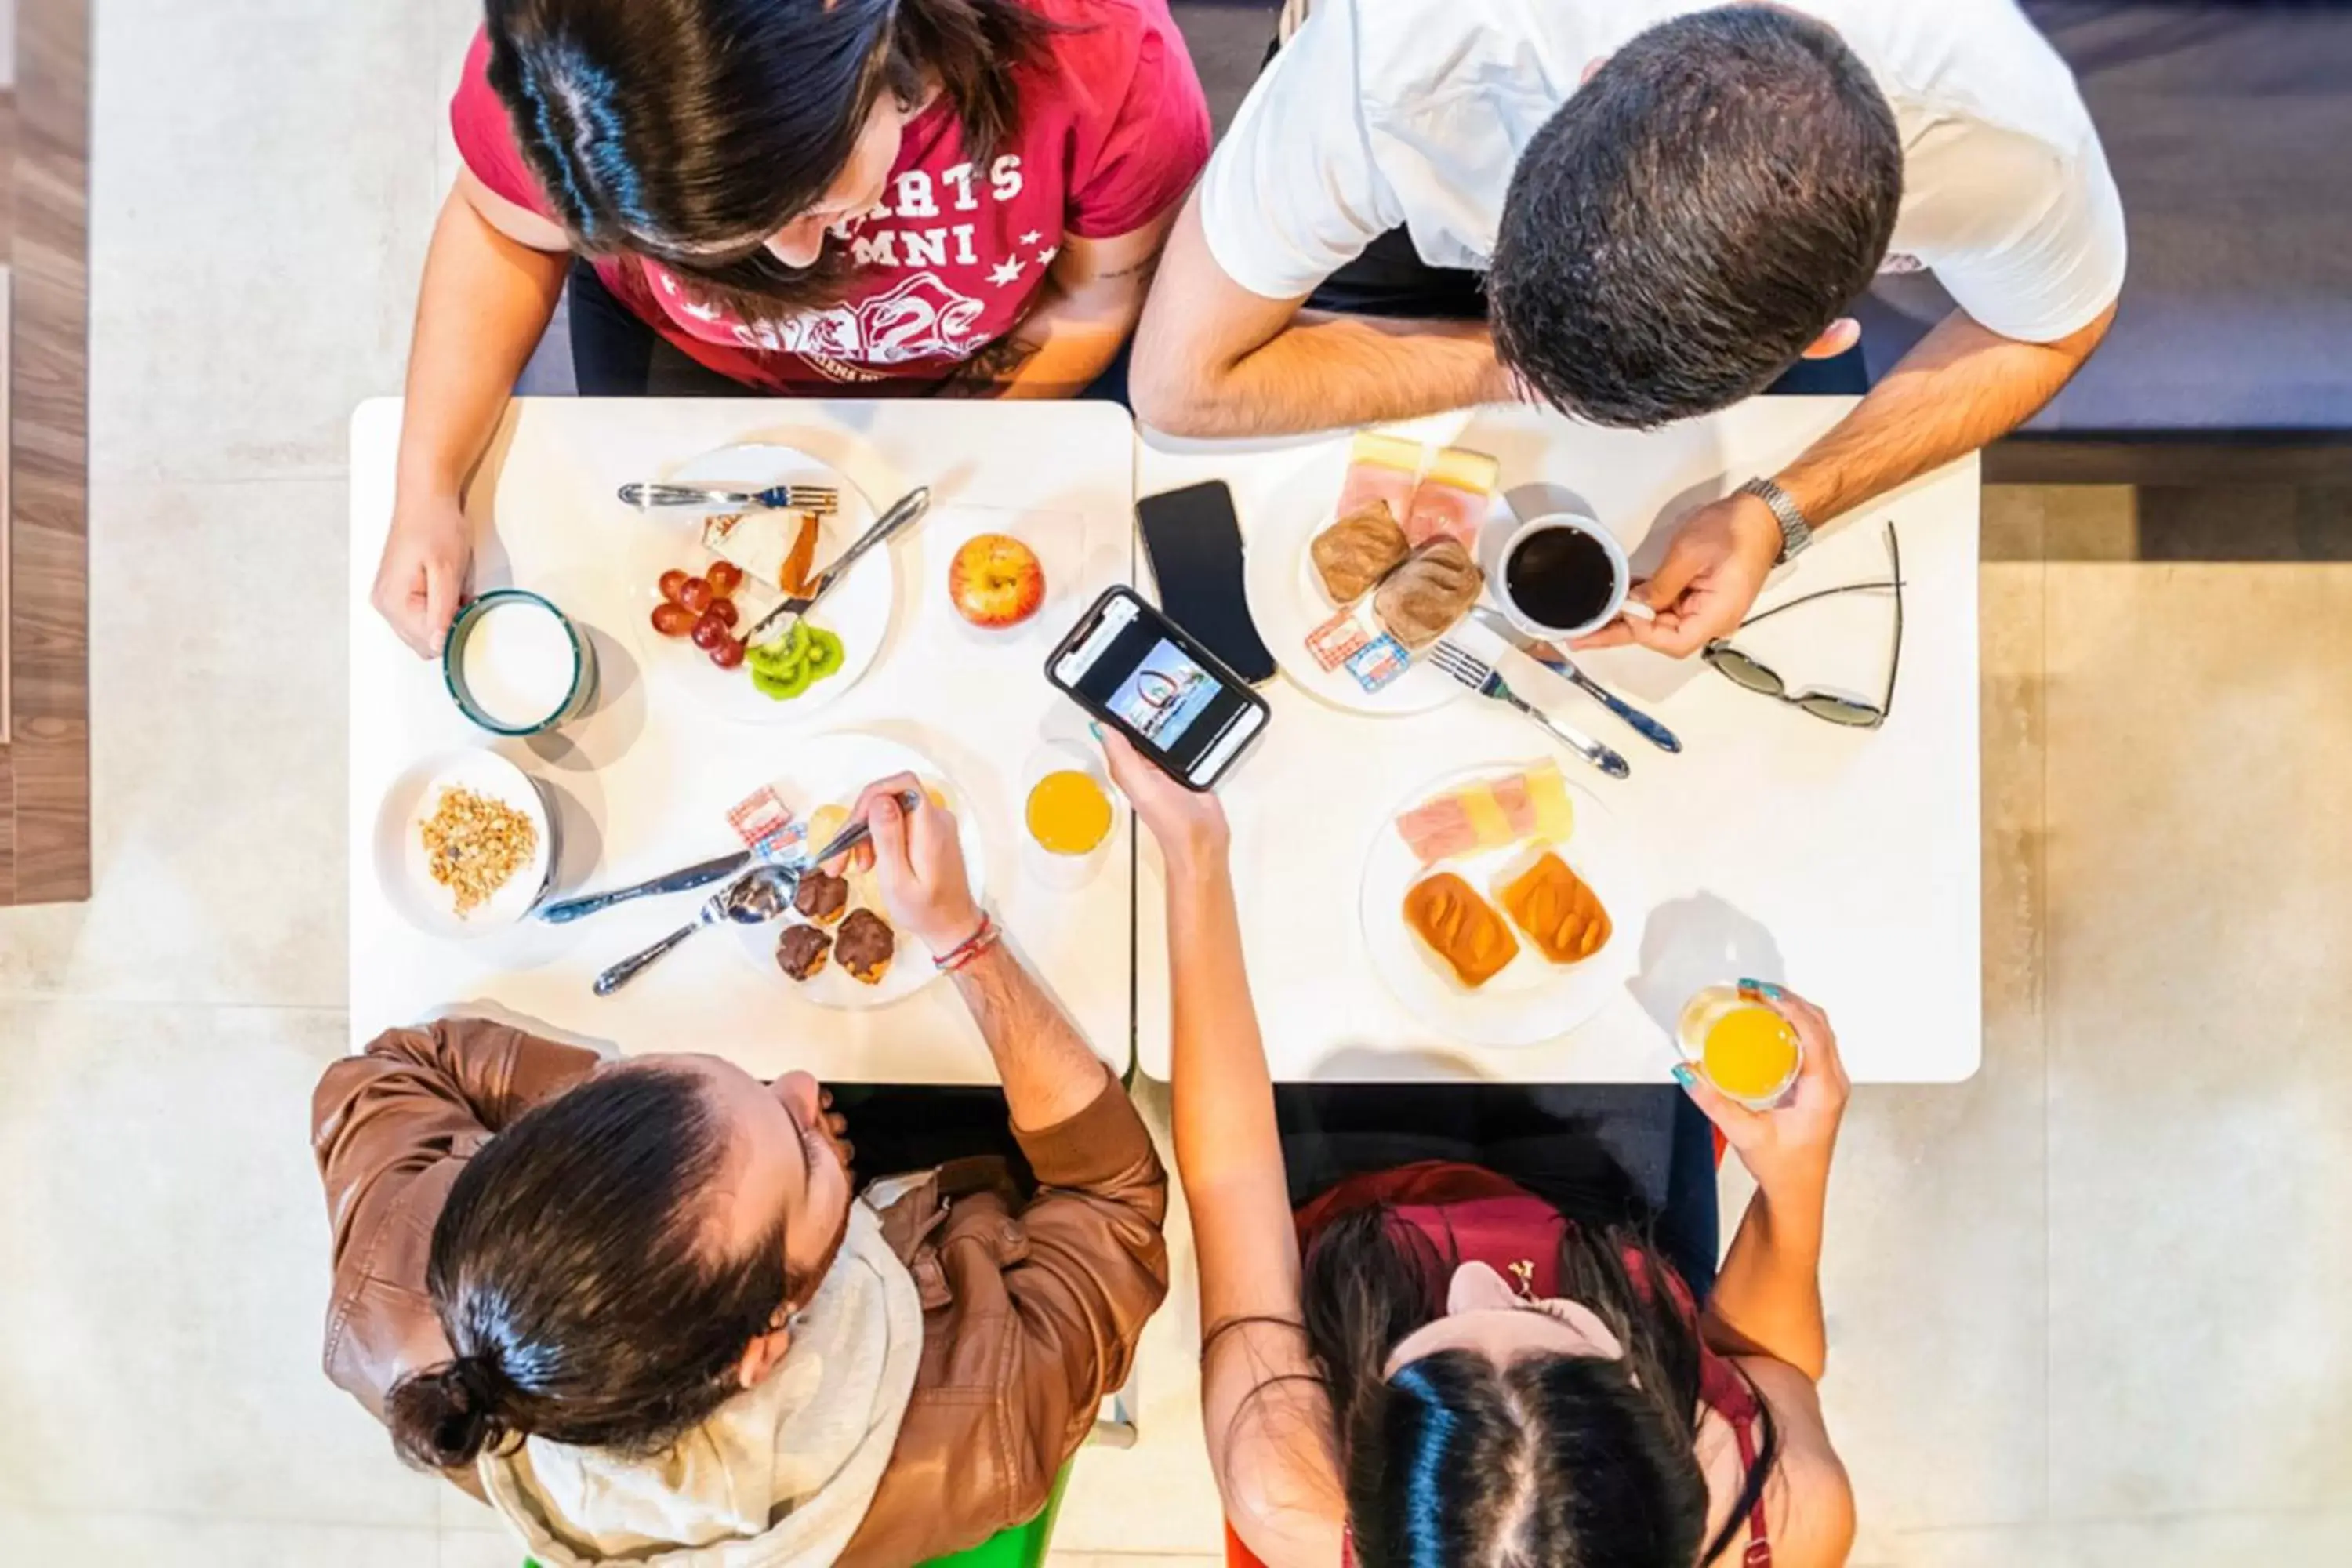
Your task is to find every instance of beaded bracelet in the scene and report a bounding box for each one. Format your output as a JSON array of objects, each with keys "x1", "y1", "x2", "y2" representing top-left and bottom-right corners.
[{"x1": 934, "y1": 913, "x2": 1000, "y2": 973}]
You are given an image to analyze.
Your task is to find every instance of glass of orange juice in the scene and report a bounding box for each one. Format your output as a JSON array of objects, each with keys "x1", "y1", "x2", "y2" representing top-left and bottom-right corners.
[
  {"x1": 1020, "y1": 742, "x2": 1116, "y2": 887},
  {"x1": 1676, "y1": 985, "x2": 1802, "y2": 1109}
]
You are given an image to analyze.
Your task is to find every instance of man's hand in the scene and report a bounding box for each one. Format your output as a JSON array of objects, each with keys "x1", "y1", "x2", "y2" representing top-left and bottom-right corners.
[
  {"x1": 1098, "y1": 728, "x2": 1229, "y2": 873},
  {"x1": 833, "y1": 772, "x2": 984, "y2": 955},
  {"x1": 372, "y1": 492, "x2": 474, "y2": 658},
  {"x1": 1571, "y1": 490, "x2": 1780, "y2": 658},
  {"x1": 1676, "y1": 985, "x2": 1850, "y2": 1200}
]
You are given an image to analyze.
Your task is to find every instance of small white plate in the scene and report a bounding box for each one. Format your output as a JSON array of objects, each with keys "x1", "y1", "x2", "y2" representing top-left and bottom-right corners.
[
  {"x1": 375, "y1": 749, "x2": 556, "y2": 938},
  {"x1": 622, "y1": 443, "x2": 893, "y2": 725},
  {"x1": 1358, "y1": 759, "x2": 1647, "y2": 1047},
  {"x1": 728, "y1": 731, "x2": 989, "y2": 1010},
  {"x1": 1241, "y1": 446, "x2": 1518, "y2": 717}
]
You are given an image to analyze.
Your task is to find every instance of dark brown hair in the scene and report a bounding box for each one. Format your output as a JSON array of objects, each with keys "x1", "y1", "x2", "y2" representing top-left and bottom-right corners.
[
  {"x1": 384, "y1": 1064, "x2": 794, "y2": 1469},
  {"x1": 1490, "y1": 5, "x2": 1902, "y2": 426},
  {"x1": 483, "y1": 0, "x2": 1051, "y2": 319},
  {"x1": 1287, "y1": 1153, "x2": 1780, "y2": 1566}
]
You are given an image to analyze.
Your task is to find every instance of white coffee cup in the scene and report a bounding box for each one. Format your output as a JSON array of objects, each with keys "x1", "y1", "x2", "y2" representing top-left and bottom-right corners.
[{"x1": 1496, "y1": 513, "x2": 1633, "y2": 641}]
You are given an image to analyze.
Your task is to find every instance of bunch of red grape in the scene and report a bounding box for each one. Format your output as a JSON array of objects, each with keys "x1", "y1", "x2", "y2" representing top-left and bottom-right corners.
[{"x1": 650, "y1": 560, "x2": 750, "y2": 669}]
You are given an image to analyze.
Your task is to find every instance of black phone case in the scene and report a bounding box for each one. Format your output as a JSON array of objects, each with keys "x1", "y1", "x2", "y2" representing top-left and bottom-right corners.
[
  {"x1": 1043, "y1": 586, "x2": 1271, "y2": 792},
  {"x1": 1136, "y1": 481, "x2": 1278, "y2": 684}
]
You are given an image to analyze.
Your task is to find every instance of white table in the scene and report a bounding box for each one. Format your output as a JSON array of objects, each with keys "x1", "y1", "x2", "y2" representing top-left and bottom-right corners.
[
  {"x1": 1135, "y1": 401, "x2": 1982, "y2": 1084},
  {"x1": 348, "y1": 398, "x2": 1139, "y2": 1083}
]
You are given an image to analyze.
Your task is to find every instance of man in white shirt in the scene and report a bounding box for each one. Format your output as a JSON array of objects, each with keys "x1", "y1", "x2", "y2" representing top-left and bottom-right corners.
[{"x1": 1131, "y1": 1, "x2": 2125, "y2": 656}]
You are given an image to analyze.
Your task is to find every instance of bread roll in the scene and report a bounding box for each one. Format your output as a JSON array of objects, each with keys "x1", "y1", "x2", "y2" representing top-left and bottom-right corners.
[
  {"x1": 1373, "y1": 539, "x2": 1484, "y2": 650},
  {"x1": 1310, "y1": 501, "x2": 1410, "y2": 604}
]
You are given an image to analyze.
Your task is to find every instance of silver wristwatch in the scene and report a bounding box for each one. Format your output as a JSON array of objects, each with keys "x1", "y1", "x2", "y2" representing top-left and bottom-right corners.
[{"x1": 1738, "y1": 477, "x2": 1813, "y2": 564}]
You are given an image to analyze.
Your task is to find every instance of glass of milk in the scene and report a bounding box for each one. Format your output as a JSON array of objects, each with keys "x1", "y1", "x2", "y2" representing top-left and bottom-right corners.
[{"x1": 442, "y1": 590, "x2": 598, "y2": 735}]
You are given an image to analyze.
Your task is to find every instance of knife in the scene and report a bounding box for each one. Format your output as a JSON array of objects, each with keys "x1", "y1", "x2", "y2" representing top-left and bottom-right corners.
[
  {"x1": 538, "y1": 850, "x2": 753, "y2": 924},
  {"x1": 743, "y1": 485, "x2": 931, "y2": 647},
  {"x1": 1471, "y1": 606, "x2": 1683, "y2": 754}
]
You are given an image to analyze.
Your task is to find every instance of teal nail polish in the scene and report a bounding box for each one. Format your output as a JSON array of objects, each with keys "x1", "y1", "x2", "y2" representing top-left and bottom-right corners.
[
  {"x1": 1087, "y1": 721, "x2": 1103, "y2": 740},
  {"x1": 1670, "y1": 1064, "x2": 1696, "y2": 1089}
]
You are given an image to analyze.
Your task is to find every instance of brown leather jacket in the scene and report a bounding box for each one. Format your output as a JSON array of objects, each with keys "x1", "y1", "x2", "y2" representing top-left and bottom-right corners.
[{"x1": 313, "y1": 1019, "x2": 1170, "y2": 1566}]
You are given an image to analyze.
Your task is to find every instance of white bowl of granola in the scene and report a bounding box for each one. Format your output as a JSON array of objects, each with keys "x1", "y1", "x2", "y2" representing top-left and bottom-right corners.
[{"x1": 374, "y1": 748, "x2": 556, "y2": 938}]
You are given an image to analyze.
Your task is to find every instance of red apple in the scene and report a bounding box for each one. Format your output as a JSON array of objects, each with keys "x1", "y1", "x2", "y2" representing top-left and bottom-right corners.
[{"x1": 949, "y1": 533, "x2": 1046, "y2": 628}]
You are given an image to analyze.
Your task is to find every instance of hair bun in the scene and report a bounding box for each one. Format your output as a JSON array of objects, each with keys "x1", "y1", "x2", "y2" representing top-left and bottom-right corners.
[{"x1": 387, "y1": 1355, "x2": 508, "y2": 1471}]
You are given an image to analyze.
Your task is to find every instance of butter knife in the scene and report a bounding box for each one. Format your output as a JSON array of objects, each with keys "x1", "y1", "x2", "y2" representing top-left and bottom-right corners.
[
  {"x1": 538, "y1": 849, "x2": 753, "y2": 924},
  {"x1": 743, "y1": 485, "x2": 931, "y2": 647},
  {"x1": 1471, "y1": 607, "x2": 1682, "y2": 754}
]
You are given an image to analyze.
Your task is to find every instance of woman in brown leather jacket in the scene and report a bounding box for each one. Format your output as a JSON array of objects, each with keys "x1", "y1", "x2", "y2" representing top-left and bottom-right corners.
[{"x1": 311, "y1": 779, "x2": 1169, "y2": 1567}]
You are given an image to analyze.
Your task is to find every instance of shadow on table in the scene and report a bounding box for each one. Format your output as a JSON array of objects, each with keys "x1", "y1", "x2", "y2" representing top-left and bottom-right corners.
[{"x1": 1628, "y1": 890, "x2": 1785, "y2": 1038}]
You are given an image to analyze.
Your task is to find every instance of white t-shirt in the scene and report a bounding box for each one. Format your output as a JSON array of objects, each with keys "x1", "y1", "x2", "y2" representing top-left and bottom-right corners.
[{"x1": 1199, "y1": 0, "x2": 2126, "y2": 344}]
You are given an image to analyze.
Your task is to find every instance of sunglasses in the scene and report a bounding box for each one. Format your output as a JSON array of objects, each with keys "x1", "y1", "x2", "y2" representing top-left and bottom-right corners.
[{"x1": 1703, "y1": 521, "x2": 1903, "y2": 728}]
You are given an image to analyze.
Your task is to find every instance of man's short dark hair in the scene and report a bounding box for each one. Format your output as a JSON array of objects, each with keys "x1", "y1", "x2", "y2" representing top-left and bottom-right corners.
[{"x1": 1488, "y1": 7, "x2": 1902, "y2": 428}]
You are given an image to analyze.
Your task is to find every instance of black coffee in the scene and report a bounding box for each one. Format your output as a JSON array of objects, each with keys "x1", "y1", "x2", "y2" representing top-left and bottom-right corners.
[{"x1": 1504, "y1": 526, "x2": 1618, "y2": 630}]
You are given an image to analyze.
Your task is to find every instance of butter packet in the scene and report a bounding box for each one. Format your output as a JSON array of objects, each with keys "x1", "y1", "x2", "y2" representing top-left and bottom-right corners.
[{"x1": 1305, "y1": 603, "x2": 1411, "y2": 694}]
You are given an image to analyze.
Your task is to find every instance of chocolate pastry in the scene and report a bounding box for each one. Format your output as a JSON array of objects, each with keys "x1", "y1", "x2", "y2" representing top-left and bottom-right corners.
[
  {"x1": 793, "y1": 868, "x2": 851, "y2": 926},
  {"x1": 775, "y1": 923, "x2": 833, "y2": 982},
  {"x1": 834, "y1": 908, "x2": 897, "y2": 985},
  {"x1": 1373, "y1": 538, "x2": 1484, "y2": 650},
  {"x1": 1310, "y1": 500, "x2": 1410, "y2": 604}
]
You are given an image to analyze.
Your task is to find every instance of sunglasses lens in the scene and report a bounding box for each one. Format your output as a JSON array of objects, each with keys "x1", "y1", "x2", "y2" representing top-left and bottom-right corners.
[
  {"x1": 1708, "y1": 648, "x2": 1785, "y2": 696},
  {"x1": 1796, "y1": 693, "x2": 1884, "y2": 727}
]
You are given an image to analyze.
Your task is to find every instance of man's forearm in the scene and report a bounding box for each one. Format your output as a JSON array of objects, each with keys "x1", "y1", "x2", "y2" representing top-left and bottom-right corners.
[
  {"x1": 1773, "y1": 303, "x2": 2114, "y2": 528},
  {"x1": 950, "y1": 941, "x2": 1112, "y2": 1131},
  {"x1": 1149, "y1": 312, "x2": 1505, "y2": 437},
  {"x1": 1700, "y1": 1175, "x2": 1830, "y2": 1380}
]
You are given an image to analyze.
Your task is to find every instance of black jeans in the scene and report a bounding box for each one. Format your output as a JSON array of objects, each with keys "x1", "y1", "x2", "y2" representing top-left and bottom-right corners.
[{"x1": 563, "y1": 257, "x2": 1138, "y2": 405}]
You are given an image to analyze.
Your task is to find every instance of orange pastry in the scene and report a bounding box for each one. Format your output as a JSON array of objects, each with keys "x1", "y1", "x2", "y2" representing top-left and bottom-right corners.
[
  {"x1": 1403, "y1": 872, "x2": 1520, "y2": 989},
  {"x1": 1495, "y1": 851, "x2": 1612, "y2": 964}
]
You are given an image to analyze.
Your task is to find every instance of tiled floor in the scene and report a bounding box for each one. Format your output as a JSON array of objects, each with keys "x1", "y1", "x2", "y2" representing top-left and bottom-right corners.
[{"x1": 3, "y1": 5, "x2": 2349, "y2": 1566}]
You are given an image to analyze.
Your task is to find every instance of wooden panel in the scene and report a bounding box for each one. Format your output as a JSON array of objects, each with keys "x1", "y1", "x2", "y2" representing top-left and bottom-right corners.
[{"x1": 2, "y1": 0, "x2": 89, "y2": 904}]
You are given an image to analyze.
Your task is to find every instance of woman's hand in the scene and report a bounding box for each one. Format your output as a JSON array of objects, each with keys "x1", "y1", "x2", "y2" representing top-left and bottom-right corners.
[
  {"x1": 1676, "y1": 984, "x2": 1849, "y2": 1199},
  {"x1": 372, "y1": 490, "x2": 474, "y2": 658},
  {"x1": 1098, "y1": 728, "x2": 1229, "y2": 873},
  {"x1": 832, "y1": 773, "x2": 984, "y2": 955}
]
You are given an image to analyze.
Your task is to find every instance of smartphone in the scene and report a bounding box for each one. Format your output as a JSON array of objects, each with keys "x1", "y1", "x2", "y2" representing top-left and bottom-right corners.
[
  {"x1": 1135, "y1": 481, "x2": 1277, "y2": 685},
  {"x1": 1046, "y1": 587, "x2": 1271, "y2": 791}
]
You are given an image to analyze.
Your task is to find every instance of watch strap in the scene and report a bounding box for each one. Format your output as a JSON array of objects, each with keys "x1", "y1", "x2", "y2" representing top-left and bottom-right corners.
[{"x1": 1739, "y1": 477, "x2": 1813, "y2": 564}]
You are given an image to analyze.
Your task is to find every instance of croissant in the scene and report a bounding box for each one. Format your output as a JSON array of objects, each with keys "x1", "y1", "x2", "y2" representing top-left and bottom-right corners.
[
  {"x1": 1311, "y1": 501, "x2": 1410, "y2": 604},
  {"x1": 1373, "y1": 538, "x2": 1484, "y2": 650}
]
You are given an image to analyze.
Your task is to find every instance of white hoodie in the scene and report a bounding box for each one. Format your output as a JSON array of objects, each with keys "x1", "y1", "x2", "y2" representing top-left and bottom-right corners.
[{"x1": 478, "y1": 1199, "x2": 923, "y2": 1568}]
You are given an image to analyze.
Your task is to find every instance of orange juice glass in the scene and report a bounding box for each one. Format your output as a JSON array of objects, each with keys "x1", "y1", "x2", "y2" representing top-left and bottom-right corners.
[{"x1": 1677, "y1": 985, "x2": 1801, "y2": 1109}]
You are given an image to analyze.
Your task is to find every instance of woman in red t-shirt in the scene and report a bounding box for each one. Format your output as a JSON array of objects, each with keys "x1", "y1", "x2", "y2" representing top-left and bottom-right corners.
[
  {"x1": 372, "y1": 0, "x2": 1210, "y2": 656},
  {"x1": 1099, "y1": 729, "x2": 1860, "y2": 1568}
]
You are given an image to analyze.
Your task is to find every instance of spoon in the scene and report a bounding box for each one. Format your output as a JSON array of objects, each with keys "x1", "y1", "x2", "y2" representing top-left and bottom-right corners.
[{"x1": 593, "y1": 865, "x2": 793, "y2": 996}]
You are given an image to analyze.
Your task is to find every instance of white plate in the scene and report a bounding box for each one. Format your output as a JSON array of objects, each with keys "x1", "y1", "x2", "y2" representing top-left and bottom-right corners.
[
  {"x1": 728, "y1": 732, "x2": 989, "y2": 1010},
  {"x1": 374, "y1": 749, "x2": 556, "y2": 938},
  {"x1": 1241, "y1": 447, "x2": 1518, "y2": 717},
  {"x1": 622, "y1": 444, "x2": 893, "y2": 724},
  {"x1": 1358, "y1": 760, "x2": 1647, "y2": 1047}
]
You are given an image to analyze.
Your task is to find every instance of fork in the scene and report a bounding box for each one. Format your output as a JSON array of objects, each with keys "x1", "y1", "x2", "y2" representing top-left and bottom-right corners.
[
  {"x1": 617, "y1": 481, "x2": 840, "y2": 514},
  {"x1": 1428, "y1": 640, "x2": 1632, "y2": 779}
]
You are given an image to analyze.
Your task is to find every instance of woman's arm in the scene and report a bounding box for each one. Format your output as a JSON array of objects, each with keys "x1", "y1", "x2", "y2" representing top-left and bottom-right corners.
[
  {"x1": 370, "y1": 172, "x2": 571, "y2": 655},
  {"x1": 1682, "y1": 987, "x2": 1850, "y2": 1381},
  {"x1": 1101, "y1": 734, "x2": 1347, "y2": 1563},
  {"x1": 942, "y1": 205, "x2": 1182, "y2": 399}
]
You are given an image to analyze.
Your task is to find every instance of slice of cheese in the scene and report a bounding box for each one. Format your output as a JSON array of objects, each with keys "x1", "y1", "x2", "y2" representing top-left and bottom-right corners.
[
  {"x1": 1423, "y1": 445, "x2": 1501, "y2": 497},
  {"x1": 1348, "y1": 430, "x2": 1426, "y2": 474}
]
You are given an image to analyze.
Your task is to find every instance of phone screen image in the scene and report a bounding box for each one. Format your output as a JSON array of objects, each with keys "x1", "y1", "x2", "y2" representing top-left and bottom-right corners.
[{"x1": 1056, "y1": 593, "x2": 1265, "y2": 786}]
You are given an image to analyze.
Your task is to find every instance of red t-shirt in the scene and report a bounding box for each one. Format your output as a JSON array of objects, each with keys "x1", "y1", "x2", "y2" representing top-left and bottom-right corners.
[{"x1": 451, "y1": 0, "x2": 1209, "y2": 392}]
